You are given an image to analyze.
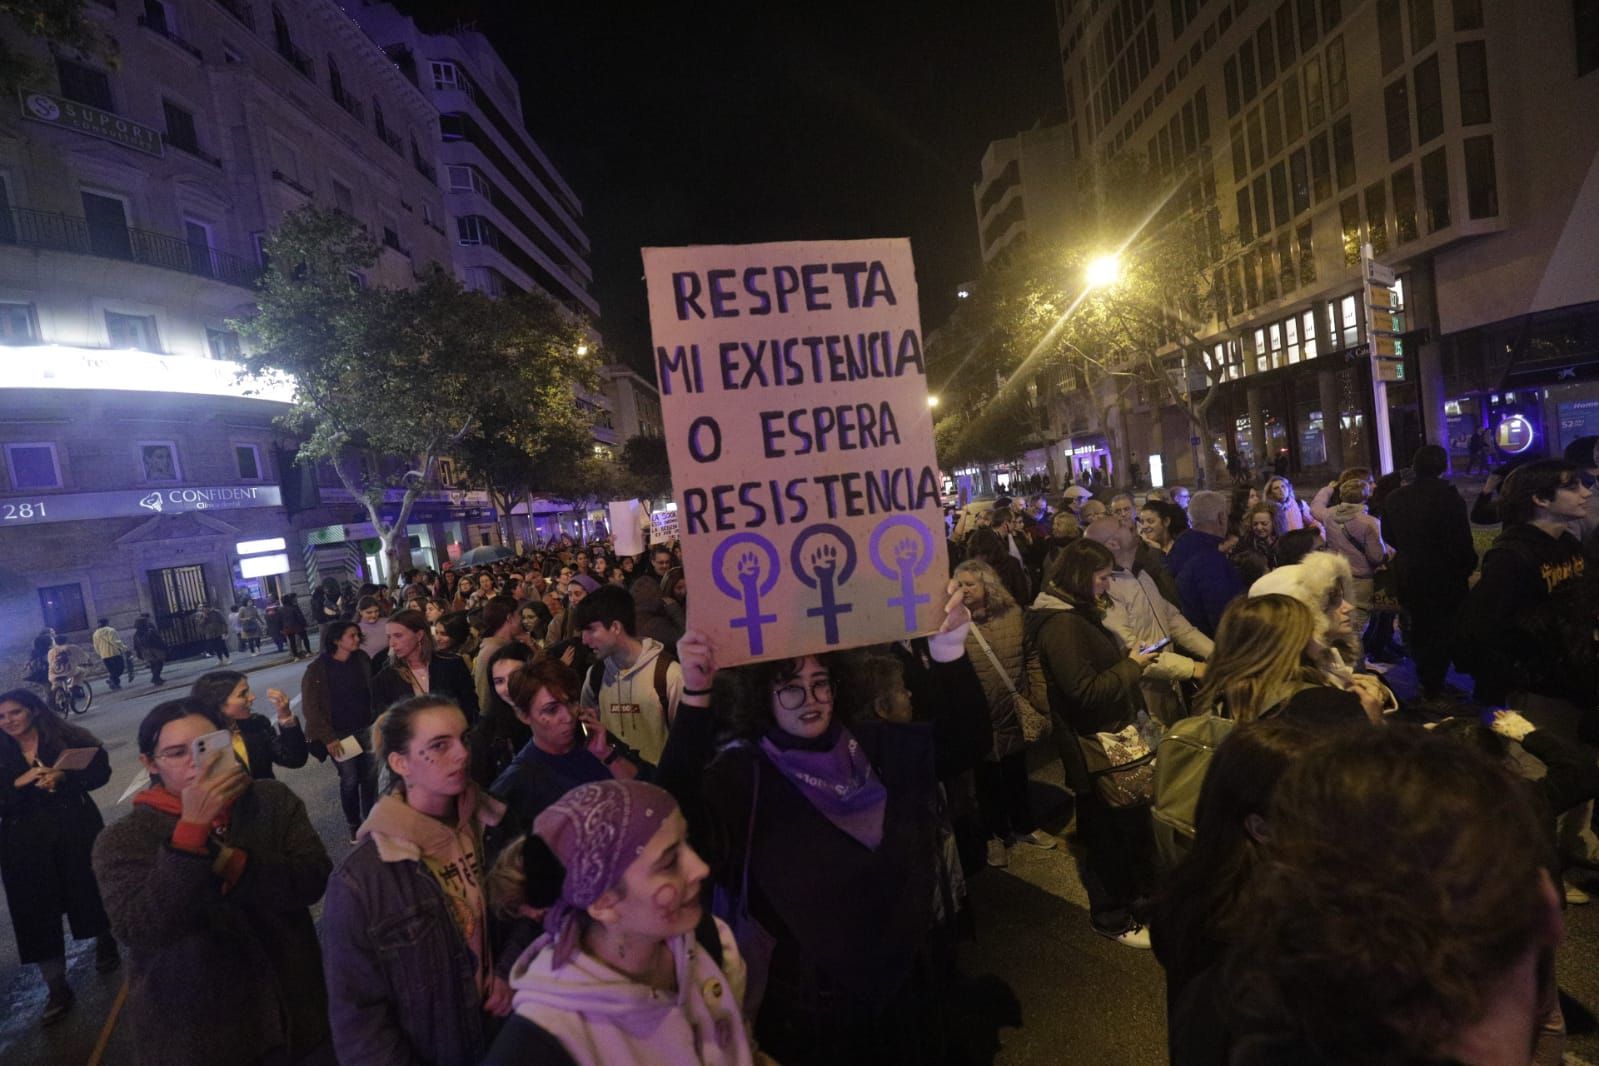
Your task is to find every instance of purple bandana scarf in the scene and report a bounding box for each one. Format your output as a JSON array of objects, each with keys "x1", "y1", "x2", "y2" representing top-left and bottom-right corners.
[{"x1": 758, "y1": 728, "x2": 888, "y2": 850}]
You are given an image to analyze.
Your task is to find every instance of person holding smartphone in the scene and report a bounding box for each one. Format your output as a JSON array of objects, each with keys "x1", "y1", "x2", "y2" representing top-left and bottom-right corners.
[
  {"x1": 190, "y1": 670, "x2": 308, "y2": 781},
  {"x1": 0, "y1": 688, "x2": 118, "y2": 1025},
  {"x1": 92, "y1": 698, "x2": 333, "y2": 1066},
  {"x1": 489, "y1": 659, "x2": 643, "y2": 825},
  {"x1": 302, "y1": 621, "x2": 378, "y2": 843}
]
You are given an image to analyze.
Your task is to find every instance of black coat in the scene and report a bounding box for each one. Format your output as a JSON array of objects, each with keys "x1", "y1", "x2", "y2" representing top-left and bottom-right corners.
[
  {"x1": 1378, "y1": 475, "x2": 1477, "y2": 608},
  {"x1": 233, "y1": 713, "x2": 310, "y2": 780},
  {"x1": 370, "y1": 653, "x2": 481, "y2": 724},
  {"x1": 0, "y1": 723, "x2": 112, "y2": 964}
]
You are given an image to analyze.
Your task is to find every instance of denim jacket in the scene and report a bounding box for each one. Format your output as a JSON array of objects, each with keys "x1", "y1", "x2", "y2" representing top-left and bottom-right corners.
[{"x1": 322, "y1": 839, "x2": 486, "y2": 1066}]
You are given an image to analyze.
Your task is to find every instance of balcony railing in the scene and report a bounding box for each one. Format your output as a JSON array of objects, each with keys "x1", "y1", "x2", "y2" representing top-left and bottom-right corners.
[
  {"x1": 0, "y1": 207, "x2": 261, "y2": 288},
  {"x1": 137, "y1": 15, "x2": 204, "y2": 60},
  {"x1": 212, "y1": 0, "x2": 254, "y2": 29}
]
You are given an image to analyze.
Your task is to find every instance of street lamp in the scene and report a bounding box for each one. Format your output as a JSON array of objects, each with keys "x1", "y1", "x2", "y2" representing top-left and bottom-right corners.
[
  {"x1": 1085, "y1": 254, "x2": 1122, "y2": 289},
  {"x1": 927, "y1": 394, "x2": 941, "y2": 408},
  {"x1": 576, "y1": 344, "x2": 590, "y2": 356}
]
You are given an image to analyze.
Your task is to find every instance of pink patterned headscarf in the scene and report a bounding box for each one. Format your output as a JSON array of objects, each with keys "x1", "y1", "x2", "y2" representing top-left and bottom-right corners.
[{"x1": 533, "y1": 780, "x2": 675, "y2": 967}]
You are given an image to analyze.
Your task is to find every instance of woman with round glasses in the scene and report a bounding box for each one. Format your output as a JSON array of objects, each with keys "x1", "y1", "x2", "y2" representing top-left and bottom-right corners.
[{"x1": 658, "y1": 591, "x2": 982, "y2": 1065}]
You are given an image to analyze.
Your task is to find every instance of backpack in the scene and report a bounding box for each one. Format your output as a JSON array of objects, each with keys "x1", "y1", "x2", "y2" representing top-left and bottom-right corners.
[
  {"x1": 585, "y1": 643, "x2": 678, "y2": 718},
  {"x1": 1150, "y1": 711, "x2": 1235, "y2": 871}
]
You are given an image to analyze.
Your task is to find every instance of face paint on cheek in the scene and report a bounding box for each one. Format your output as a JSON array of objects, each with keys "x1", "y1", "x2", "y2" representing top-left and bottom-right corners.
[{"x1": 652, "y1": 882, "x2": 682, "y2": 918}]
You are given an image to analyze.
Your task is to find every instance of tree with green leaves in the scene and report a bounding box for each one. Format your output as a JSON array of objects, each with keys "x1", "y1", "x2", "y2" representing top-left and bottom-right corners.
[
  {"x1": 236, "y1": 207, "x2": 599, "y2": 573},
  {"x1": 1, "y1": 1, "x2": 115, "y2": 96},
  {"x1": 618, "y1": 433, "x2": 672, "y2": 500},
  {"x1": 931, "y1": 156, "x2": 1238, "y2": 486}
]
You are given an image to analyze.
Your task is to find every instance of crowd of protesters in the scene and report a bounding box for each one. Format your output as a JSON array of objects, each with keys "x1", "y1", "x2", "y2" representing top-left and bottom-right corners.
[{"x1": 5, "y1": 444, "x2": 1599, "y2": 1064}]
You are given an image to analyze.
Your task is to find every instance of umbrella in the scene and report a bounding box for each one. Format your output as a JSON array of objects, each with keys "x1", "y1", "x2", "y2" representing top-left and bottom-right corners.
[{"x1": 458, "y1": 544, "x2": 513, "y2": 566}]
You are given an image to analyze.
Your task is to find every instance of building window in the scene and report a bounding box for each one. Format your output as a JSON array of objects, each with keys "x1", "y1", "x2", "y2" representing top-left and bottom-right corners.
[
  {"x1": 1414, "y1": 55, "x2": 1444, "y2": 143},
  {"x1": 1298, "y1": 0, "x2": 1321, "y2": 51},
  {"x1": 1261, "y1": 244, "x2": 1279, "y2": 303},
  {"x1": 1580, "y1": 0, "x2": 1599, "y2": 77},
  {"x1": 1378, "y1": 87, "x2": 1408, "y2": 167},
  {"x1": 1236, "y1": 188, "x2": 1254, "y2": 242},
  {"x1": 207, "y1": 327, "x2": 241, "y2": 360},
  {"x1": 139, "y1": 442, "x2": 182, "y2": 482},
  {"x1": 1332, "y1": 115, "x2": 1356, "y2": 190},
  {"x1": 106, "y1": 311, "x2": 159, "y2": 352},
  {"x1": 1288, "y1": 148, "x2": 1310, "y2": 215},
  {"x1": 1323, "y1": 0, "x2": 1343, "y2": 30},
  {"x1": 1339, "y1": 294, "x2": 1359, "y2": 348},
  {"x1": 1408, "y1": 0, "x2": 1435, "y2": 53},
  {"x1": 1240, "y1": 40, "x2": 1259, "y2": 102},
  {"x1": 55, "y1": 57, "x2": 112, "y2": 110},
  {"x1": 5, "y1": 442, "x2": 61, "y2": 489},
  {"x1": 1253, "y1": 176, "x2": 1271, "y2": 238},
  {"x1": 1256, "y1": 22, "x2": 1277, "y2": 84},
  {"x1": 82, "y1": 190, "x2": 132, "y2": 260},
  {"x1": 1366, "y1": 180, "x2": 1389, "y2": 255},
  {"x1": 0, "y1": 302, "x2": 39, "y2": 344},
  {"x1": 234, "y1": 444, "x2": 262, "y2": 480},
  {"x1": 162, "y1": 99, "x2": 201, "y2": 155},
  {"x1": 1247, "y1": 106, "x2": 1265, "y2": 170},
  {"x1": 1303, "y1": 53, "x2": 1325, "y2": 127},
  {"x1": 253, "y1": 231, "x2": 270, "y2": 267},
  {"x1": 436, "y1": 458, "x2": 456, "y2": 486},
  {"x1": 1455, "y1": 0, "x2": 1483, "y2": 29},
  {"x1": 1277, "y1": 231, "x2": 1296, "y2": 294},
  {"x1": 1393, "y1": 166, "x2": 1419, "y2": 242},
  {"x1": 1282, "y1": 77, "x2": 1303, "y2": 141},
  {"x1": 1270, "y1": 162, "x2": 1290, "y2": 228},
  {"x1": 1310, "y1": 131, "x2": 1332, "y2": 200},
  {"x1": 1224, "y1": 57, "x2": 1241, "y2": 115},
  {"x1": 1421, "y1": 146, "x2": 1451, "y2": 230},
  {"x1": 1243, "y1": 251, "x2": 1260, "y2": 307},
  {"x1": 184, "y1": 218, "x2": 215, "y2": 277},
  {"x1": 1377, "y1": 0, "x2": 1404, "y2": 74},
  {"x1": 1297, "y1": 224, "x2": 1317, "y2": 286},
  {"x1": 1457, "y1": 41, "x2": 1492, "y2": 125},
  {"x1": 1339, "y1": 195, "x2": 1362, "y2": 265},
  {"x1": 331, "y1": 179, "x2": 354, "y2": 216},
  {"x1": 1230, "y1": 121, "x2": 1247, "y2": 177},
  {"x1": 1325, "y1": 35, "x2": 1349, "y2": 112},
  {"x1": 431, "y1": 61, "x2": 464, "y2": 92},
  {"x1": 38, "y1": 583, "x2": 88, "y2": 634},
  {"x1": 329, "y1": 57, "x2": 344, "y2": 101},
  {"x1": 1264, "y1": 91, "x2": 1283, "y2": 156},
  {"x1": 1464, "y1": 135, "x2": 1499, "y2": 218}
]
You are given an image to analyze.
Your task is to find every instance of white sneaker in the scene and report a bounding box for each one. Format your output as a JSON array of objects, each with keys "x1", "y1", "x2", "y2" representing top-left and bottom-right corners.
[
  {"x1": 1565, "y1": 880, "x2": 1592, "y2": 906},
  {"x1": 985, "y1": 837, "x2": 1009, "y2": 868},
  {"x1": 1095, "y1": 921, "x2": 1152, "y2": 949},
  {"x1": 1013, "y1": 830, "x2": 1060, "y2": 850}
]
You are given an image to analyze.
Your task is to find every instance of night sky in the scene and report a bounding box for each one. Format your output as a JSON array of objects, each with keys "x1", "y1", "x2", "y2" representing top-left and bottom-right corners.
[{"x1": 402, "y1": 1, "x2": 1062, "y2": 374}]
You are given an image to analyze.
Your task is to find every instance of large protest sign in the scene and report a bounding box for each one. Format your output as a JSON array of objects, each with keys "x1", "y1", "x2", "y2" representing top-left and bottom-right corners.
[{"x1": 643, "y1": 238, "x2": 948, "y2": 666}]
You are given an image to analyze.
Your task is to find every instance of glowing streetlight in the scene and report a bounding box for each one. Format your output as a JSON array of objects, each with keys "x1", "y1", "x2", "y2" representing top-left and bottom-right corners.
[
  {"x1": 576, "y1": 344, "x2": 590, "y2": 356},
  {"x1": 1085, "y1": 254, "x2": 1122, "y2": 289},
  {"x1": 927, "y1": 394, "x2": 941, "y2": 408}
]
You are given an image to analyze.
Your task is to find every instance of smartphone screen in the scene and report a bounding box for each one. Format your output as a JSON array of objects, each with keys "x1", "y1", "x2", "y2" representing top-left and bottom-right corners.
[
  {"x1": 1139, "y1": 637, "x2": 1173, "y2": 655},
  {"x1": 189, "y1": 730, "x2": 234, "y2": 778}
]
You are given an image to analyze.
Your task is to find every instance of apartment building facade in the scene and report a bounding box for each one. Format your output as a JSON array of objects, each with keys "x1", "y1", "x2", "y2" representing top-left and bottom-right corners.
[
  {"x1": 973, "y1": 121, "x2": 1076, "y2": 264},
  {"x1": 1042, "y1": 0, "x2": 1599, "y2": 483},
  {"x1": 0, "y1": 0, "x2": 493, "y2": 664}
]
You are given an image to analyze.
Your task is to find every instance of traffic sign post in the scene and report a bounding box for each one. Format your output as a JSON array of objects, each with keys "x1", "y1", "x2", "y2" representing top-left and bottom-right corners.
[{"x1": 1362, "y1": 243, "x2": 1404, "y2": 473}]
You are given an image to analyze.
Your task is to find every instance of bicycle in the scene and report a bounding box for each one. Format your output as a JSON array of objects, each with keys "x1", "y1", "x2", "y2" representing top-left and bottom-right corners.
[{"x1": 48, "y1": 675, "x2": 93, "y2": 716}]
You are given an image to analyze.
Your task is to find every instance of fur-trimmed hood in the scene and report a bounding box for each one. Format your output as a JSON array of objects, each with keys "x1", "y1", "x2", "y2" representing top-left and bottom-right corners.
[{"x1": 1248, "y1": 551, "x2": 1355, "y2": 652}]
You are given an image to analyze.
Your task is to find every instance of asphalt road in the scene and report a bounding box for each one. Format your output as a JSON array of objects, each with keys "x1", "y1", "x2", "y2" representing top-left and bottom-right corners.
[{"x1": 4, "y1": 649, "x2": 1599, "y2": 1064}]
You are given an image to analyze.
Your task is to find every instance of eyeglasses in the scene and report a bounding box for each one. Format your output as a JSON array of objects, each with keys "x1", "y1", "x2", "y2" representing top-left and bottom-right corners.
[{"x1": 775, "y1": 678, "x2": 833, "y2": 710}]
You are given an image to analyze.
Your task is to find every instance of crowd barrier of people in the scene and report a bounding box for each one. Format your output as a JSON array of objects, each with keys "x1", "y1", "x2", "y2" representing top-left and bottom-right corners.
[{"x1": 4, "y1": 442, "x2": 1599, "y2": 1064}]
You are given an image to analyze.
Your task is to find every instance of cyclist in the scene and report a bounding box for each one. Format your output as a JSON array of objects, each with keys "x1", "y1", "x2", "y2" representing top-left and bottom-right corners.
[{"x1": 46, "y1": 637, "x2": 88, "y2": 714}]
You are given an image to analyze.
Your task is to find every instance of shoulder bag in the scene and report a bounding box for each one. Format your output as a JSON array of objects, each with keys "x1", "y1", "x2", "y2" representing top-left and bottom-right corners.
[{"x1": 970, "y1": 624, "x2": 1053, "y2": 743}]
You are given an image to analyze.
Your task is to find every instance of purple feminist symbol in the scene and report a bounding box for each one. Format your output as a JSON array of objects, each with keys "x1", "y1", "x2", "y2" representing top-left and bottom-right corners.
[
  {"x1": 711, "y1": 533, "x2": 781, "y2": 657},
  {"x1": 869, "y1": 516, "x2": 935, "y2": 632},
  {"x1": 791, "y1": 524, "x2": 857, "y2": 646}
]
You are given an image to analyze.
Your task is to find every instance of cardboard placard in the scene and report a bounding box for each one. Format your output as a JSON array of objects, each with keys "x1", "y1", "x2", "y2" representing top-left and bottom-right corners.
[
  {"x1": 643, "y1": 238, "x2": 948, "y2": 666},
  {"x1": 650, "y1": 509, "x2": 680, "y2": 545},
  {"x1": 609, "y1": 499, "x2": 645, "y2": 556}
]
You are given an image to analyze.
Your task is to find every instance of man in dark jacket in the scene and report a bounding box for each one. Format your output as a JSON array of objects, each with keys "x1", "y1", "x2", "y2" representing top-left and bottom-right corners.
[
  {"x1": 1379, "y1": 445, "x2": 1478, "y2": 697},
  {"x1": 1164, "y1": 491, "x2": 1245, "y2": 638},
  {"x1": 1460, "y1": 459, "x2": 1599, "y2": 882}
]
